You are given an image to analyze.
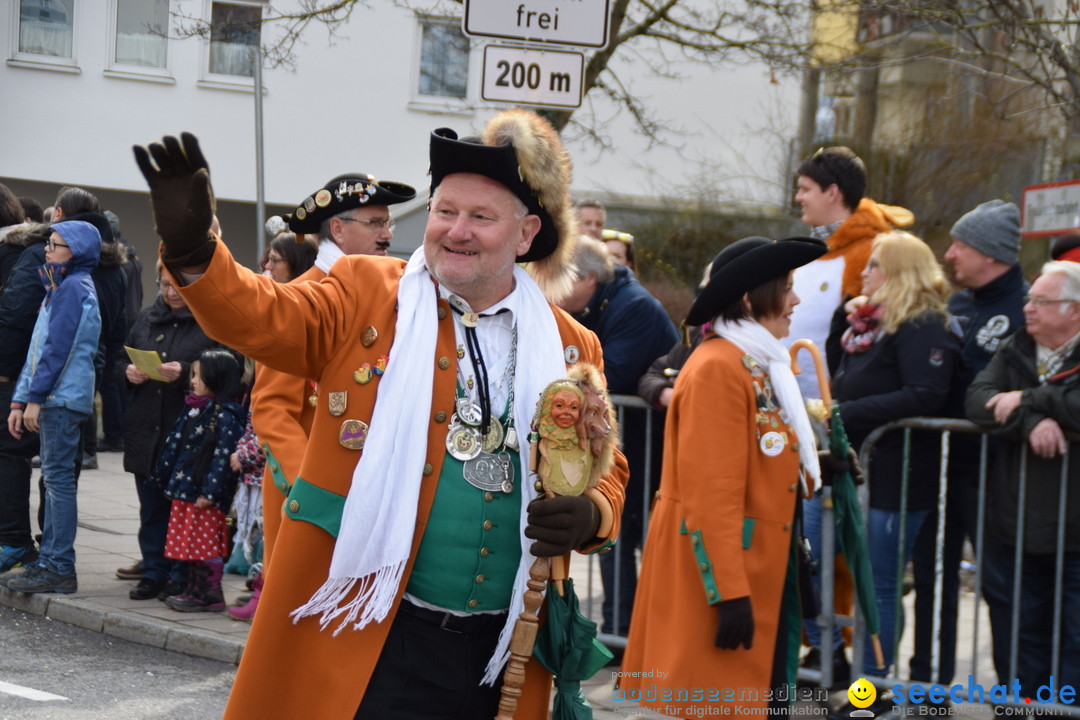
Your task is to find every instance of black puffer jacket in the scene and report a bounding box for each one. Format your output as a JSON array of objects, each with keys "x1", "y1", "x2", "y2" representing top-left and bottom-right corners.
[
  {"x1": 0, "y1": 223, "x2": 49, "y2": 379},
  {"x1": 115, "y1": 296, "x2": 222, "y2": 477}
]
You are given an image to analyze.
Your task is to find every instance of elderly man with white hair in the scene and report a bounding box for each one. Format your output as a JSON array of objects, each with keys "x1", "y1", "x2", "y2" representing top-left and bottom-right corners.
[{"x1": 966, "y1": 260, "x2": 1080, "y2": 698}]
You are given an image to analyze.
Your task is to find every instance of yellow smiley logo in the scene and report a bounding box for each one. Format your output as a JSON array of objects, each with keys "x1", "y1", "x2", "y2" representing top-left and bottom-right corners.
[{"x1": 848, "y1": 678, "x2": 877, "y2": 708}]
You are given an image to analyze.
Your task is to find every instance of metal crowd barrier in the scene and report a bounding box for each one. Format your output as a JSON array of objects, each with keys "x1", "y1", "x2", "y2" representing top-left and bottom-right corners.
[{"x1": 582, "y1": 407, "x2": 1080, "y2": 715}]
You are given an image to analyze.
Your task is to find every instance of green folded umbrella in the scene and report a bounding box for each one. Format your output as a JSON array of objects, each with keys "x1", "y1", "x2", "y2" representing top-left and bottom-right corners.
[
  {"x1": 533, "y1": 578, "x2": 614, "y2": 720},
  {"x1": 828, "y1": 404, "x2": 884, "y2": 665}
]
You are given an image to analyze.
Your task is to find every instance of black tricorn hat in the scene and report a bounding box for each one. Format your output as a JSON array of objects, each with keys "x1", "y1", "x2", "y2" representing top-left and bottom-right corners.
[
  {"x1": 287, "y1": 173, "x2": 416, "y2": 234},
  {"x1": 685, "y1": 236, "x2": 827, "y2": 326},
  {"x1": 428, "y1": 110, "x2": 576, "y2": 301}
]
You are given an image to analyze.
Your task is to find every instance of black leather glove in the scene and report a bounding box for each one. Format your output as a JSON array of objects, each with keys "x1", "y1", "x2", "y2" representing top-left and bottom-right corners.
[
  {"x1": 817, "y1": 449, "x2": 848, "y2": 486},
  {"x1": 715, "y1": 597, "x2": 754, "y2": 650},
  {"x1": 132, "y1": 132, "x2": 217, "y2": 268},
  {"x1": 525, "y1": 495, "x2": 600, "y2": 557}
]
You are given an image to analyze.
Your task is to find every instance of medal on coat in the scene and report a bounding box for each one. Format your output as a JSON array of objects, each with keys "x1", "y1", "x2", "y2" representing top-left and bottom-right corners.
[
  {"x1": 760, "y1": 430, "x2": 785, "y2": 456},
  {"x1": 354, "y1": 363, "x2": 372, "y2": 384},
  {"x1": 339, "y1": 419, "x2": 369, "y2": 450},
  {"x1": 463, "y1": 451, "x2": 514, "y2": 493},
  {"x1": 328, "y1": 392, "x2": 347, "y2": 417},
  {"x1": 455, "y1": 397, "x2": 483, "y2": 426},
  {"x1": 446, "y1": 420, "x2": 482, "y2": 461},
  {"x1": 480, "y1": 416, "x2": 505, "y2": 453}
]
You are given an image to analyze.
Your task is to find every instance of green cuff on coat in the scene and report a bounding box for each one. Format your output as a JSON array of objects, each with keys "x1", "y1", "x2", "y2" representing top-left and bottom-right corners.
[
  {"x1": 263, "y1": 443, "x2": 293, "y2": 496},
  {"x1": 284, "y1": 476, "x2": 346, "y2": 538},
  {"x1": 683, "y1": 522, "x2": 721, "y2": 605}
]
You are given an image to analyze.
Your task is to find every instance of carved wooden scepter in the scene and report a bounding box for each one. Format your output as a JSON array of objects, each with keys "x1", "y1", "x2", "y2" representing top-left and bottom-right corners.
[{"x1": 494, "y1": 365, "x2": 618, "y2": 720}]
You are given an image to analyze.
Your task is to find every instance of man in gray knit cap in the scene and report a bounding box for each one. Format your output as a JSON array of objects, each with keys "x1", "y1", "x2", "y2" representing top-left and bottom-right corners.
[{"x1": 909, "y1": 199, "x2": 1028, "y2": 686}]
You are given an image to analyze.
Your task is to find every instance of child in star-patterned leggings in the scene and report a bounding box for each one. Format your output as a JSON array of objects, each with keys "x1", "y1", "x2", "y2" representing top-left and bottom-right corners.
[{"x1": 150, "y1": 349, "x2": 245, "y2": 613}]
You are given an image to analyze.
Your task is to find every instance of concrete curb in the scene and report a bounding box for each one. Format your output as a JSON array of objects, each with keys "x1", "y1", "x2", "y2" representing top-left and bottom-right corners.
[{"x1": 0, "y1": 587, "x2": 245, "y2": 665}]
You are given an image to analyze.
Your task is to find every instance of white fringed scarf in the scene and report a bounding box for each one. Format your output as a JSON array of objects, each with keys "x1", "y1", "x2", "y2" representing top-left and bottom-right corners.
[
  {"x1": 713, "y1": 318, "x2": 822, "y2": 493},
  {"x1": 291, "y1": 247, "x2": 567, "y2": 684}
]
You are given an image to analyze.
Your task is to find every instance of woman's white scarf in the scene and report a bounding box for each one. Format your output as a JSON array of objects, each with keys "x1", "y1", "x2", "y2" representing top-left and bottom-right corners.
[
  {"x1": 713, "y1": 317, "x2": 821, "y2": 493},
  {"x1": 292, "y1": 247, "x2": 567, "y2": 684}
]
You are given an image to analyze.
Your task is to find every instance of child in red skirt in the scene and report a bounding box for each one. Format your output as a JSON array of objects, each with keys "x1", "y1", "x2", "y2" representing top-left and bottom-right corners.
[{"x1": 151, "y1": 349, "x2": 246, "y2": 612}]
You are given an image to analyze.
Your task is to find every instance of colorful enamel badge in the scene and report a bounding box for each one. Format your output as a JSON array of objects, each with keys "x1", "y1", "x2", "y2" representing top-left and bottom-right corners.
[
  {"x1": 354, "y1": 363, "x2": 372, "y2": 384},
  {"x1": 373, "y1": 355, "x2": 388, "y2": 376},
  {"x1": 339, "y1": 419, "x2": 369, "y2": 450}
]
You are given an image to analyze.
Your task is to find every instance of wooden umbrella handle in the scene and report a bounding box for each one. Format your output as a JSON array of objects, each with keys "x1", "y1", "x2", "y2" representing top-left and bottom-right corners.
[
  {"x1": 789, "y1": 339, "x2": 833, "y2": 408},
  {"x1": 494, "y1": 556, "x2": 549, "y2": 720}
]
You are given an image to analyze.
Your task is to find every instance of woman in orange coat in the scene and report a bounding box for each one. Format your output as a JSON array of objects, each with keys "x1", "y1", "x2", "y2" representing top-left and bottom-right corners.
[{"x1": 622, "y1": 236, "x2": 827, "y2": 717}]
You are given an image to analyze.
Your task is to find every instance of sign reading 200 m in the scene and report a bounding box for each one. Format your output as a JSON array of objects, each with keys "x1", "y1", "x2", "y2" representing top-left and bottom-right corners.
[{"x1": 463, "y1": 0, "x2": 611, "y2": 48}]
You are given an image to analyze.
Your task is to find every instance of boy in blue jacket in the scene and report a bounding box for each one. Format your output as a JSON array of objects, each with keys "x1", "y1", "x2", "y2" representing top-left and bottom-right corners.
[{"x1": 4, "y1": 220, "x2": 101, "y2": 593}]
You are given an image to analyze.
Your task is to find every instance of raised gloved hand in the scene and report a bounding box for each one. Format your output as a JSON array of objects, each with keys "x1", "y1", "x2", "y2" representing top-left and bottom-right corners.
[
  {"x1": 525, "y1": 495, "x2": 600, "y2": 557},
  {"x1": 132, "y1": 132, "x2": 217, "y2": 268},
  {"x1": 715, "y1": 596, "x2": 754, "y2": 650}
]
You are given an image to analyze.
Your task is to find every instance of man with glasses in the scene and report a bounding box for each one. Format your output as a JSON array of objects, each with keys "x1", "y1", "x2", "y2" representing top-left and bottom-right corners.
[
  {"x1": 787, "y1": 146, "x2": 915, "y2": 686},
  {"x1": 967, "y1": 260, "x2": 1080, "y2": 697},
  {"x1": 249, "y1": 174, "x2": 415, "y2": 571},
  {"x1": 909, "y1": 200, "x2": 1026, "y2": 688}
]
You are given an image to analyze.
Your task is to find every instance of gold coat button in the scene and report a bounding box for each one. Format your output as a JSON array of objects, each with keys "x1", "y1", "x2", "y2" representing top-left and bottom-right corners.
[
  {"x1": 691, "y1": 536, "x2": 699, "y2": 546},
  {"x1": 789, "y1": 483, "x2": 798, "y2": 492},
  {"x1": 434, "y1": 411, "x2": 448, "y2": 423},
  {"x1": 288, "y1": 499, "x2": 299, "y2": 513},
  {"x1": 422, "y1": 463, "x2": 433, "y2": 476},
  {"x1": 438, "y1": 357, "x2": 450, "y2": 370},
  {"x1": 483, "y1": 520, "x2": 493, "y2": 530},
  {"x1": 707, "y1": 589, "x2": 717, "y2": 600},
  {"x1": 792, "y1": 442, "x2": 800, "y2": 452},
  {"x1": 484, "y1": 492, "x2": 494, "y2": 502},
  {"x1": 699, "y1": 562, "x2": 709, "y2": 572},
  {"x1": 784, "y1": 522, "x2": 793, "y2": 531},
  {"x1": 438, "y1": 306, "x2": 448, "y2": 320},
  {"x1": 468, "y1": 599, "x2": 478, "y2": 608},
  {"x1": 480, "y1": 547, "x2": 490, "y2": 557},
  {"x1": 475, "y1": 574, "x2": 485, "y2": 584}
]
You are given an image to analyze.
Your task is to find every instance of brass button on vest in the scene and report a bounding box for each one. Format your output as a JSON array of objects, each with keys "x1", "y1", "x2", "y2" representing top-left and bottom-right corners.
[
  {"x1": 468, "y1": 599, "x2": 478, "y2": 608},
  {"x1": 483, "y1": 520, "x2": 493, "y2": 530},
  {"x1": 699, "y1": 562, "x2": 709, "y2": 572},
  {"x1": 438, "y1": 357, "x2": 450, "y2": 370},
  {"x1": 475, "y1": 574, "x2": 485, "y2": 584},
  {"x1": 480, "y1": 547, "x2": 490, "y2": 557},
  {"x1": 484, "y1": 492, "x2": 494, "y2": 502},
  {"x1": 438, "y1": 306, "x2": 447, "y2": 320},
  {"x1": 434, "y1": 411, "x2": 447, "y2": 423},
  {"x1": 288, "y1": 499, "x2": 299, "y2": 513},
  {"x1": 422, "y1": 464, "x2": 433, "y2": 476}
]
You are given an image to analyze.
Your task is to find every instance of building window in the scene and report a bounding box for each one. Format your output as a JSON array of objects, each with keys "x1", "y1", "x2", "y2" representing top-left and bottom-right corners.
[
  {"x1": 209, "y1": 1, "x2": 261, "y2": 77},
  {"x1": 18, "y1": 0, "x2": 74, "y2": 58},
  {"x1": 114, "y1": 0, "x2": 168, "y2": 68},
  {"x1": 418, "y1": 19, "x2": 468, "y2": 99}
]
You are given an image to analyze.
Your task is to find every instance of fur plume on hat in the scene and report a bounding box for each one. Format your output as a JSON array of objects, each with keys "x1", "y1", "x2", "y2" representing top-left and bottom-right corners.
[{"x1": 483, "y1": 110, "x2": 576, "y2": 303}]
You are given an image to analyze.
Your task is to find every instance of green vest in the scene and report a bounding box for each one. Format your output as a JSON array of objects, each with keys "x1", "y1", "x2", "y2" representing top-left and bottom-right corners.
[{"x1": 406, "y1": 447, "x2": 523, "y2": 613}]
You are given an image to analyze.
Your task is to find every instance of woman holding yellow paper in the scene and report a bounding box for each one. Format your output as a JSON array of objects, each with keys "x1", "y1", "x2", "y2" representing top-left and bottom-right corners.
[{"x1": 114, "y1": 260, "x2": 228, "y2": 601}]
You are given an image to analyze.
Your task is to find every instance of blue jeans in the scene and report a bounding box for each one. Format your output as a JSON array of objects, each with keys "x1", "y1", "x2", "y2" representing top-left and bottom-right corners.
[
  {"x1": 863, "y1": 507, "x2": 928, "y2": 676},
  {"x1": 1014, "y1": 552, "x2": 1080, "y2": 697},
  {"x1": 38, "y1": 406, "x2": 88, "y2": 576},
  {"x1": 801, "y1": 492, "x2": 845, "y2": 652}
]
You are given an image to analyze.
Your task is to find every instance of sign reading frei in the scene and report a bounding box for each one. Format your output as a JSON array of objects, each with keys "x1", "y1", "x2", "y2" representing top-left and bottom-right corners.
[
  {"x1": 464, "y1": 0, "x2": 611, "y2": 48},
  {"x1": 481, "y1": 45, "x2": 584, "y2": 109},
  {"x1": 1022, "y1": 179, "x2": 1080, "y2": 237}
]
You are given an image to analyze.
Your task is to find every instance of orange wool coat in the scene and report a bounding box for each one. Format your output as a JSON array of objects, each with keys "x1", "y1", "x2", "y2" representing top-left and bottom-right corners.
[
  {"x1": 621, "y1": 336, "x2": 802, "y2": 715},
  {"x1": 173, "y1": 243, "x2": 627, "y2": 720},
  {"x1": 248, "y1": 263, "x2": 324, "y2": 562}
]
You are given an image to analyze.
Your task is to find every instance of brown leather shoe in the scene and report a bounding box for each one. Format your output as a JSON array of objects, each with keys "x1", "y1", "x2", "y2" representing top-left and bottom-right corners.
[{"x1": 115, "y1": 564, "x2": 144, "y2": 580}]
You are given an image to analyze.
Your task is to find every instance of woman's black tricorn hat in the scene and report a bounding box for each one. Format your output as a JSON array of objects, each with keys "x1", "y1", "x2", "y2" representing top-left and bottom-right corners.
[
  {"x1": 685, "y1": 236, "x2": 827, "y2": 326},
  {"x1": 287, "y1": 174, "x2": 416, "y2": 234}
]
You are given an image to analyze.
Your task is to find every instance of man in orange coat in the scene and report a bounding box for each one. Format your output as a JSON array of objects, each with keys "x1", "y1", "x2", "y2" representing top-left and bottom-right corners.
[
  {"x1": 252, "y1": 172, "x2": 416, "y2": 565},
  {"x1": 133, "y1": 110, "x2": 627, "y2": 720}
]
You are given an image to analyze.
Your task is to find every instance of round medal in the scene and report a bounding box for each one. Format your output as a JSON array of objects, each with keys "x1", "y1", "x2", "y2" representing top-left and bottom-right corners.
[
  {"x1": 760, "y1": 431, "x2": 785, "y2": 457},
  {"x1": 481, "y1": 416, "x2": 504, "y2": 453},
  {"x1": 455, "y1": 399, "x2": 483, "y2": 426},
  {"x1": 446, "y1": 424, "x2": 482, "y2": 461}
]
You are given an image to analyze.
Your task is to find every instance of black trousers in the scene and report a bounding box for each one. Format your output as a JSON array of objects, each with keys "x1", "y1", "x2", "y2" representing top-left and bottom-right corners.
[{"x1": 355, "y1": 603, "x2": 508, "y2": 720}]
